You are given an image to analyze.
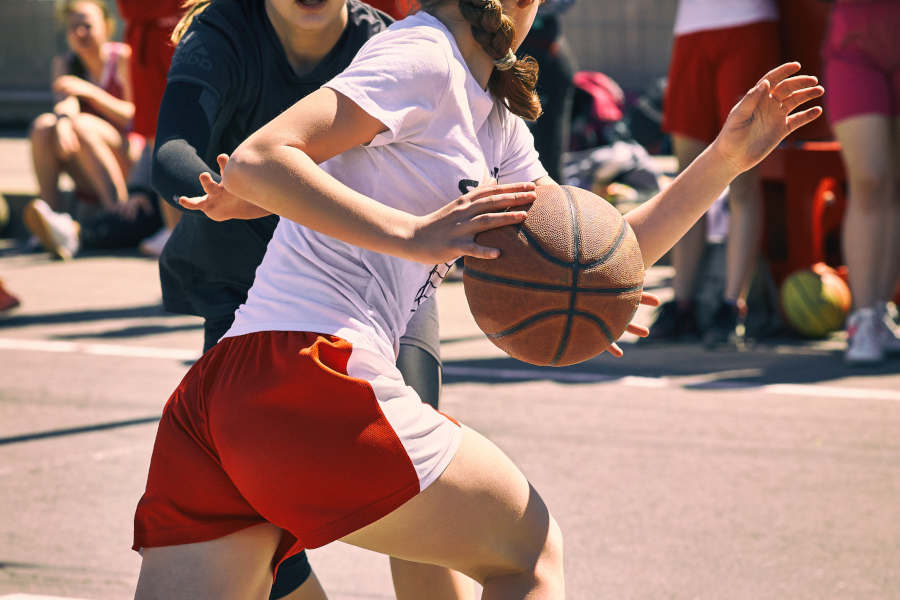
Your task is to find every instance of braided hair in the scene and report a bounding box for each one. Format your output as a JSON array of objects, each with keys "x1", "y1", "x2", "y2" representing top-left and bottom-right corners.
[{"x1": 422, "y1": 0, "x2": 542, "y2": 121}]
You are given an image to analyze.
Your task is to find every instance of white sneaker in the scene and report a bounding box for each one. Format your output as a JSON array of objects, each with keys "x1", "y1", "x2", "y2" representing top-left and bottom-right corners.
[
  {"x1": 22, "y1": 199, "x2": 80, "y2": 260},
  {"x1": 876, "y1": 302, "x2": 900, "y2": 356},
  {"x1": 845, "y1": 308, "x2": 884, "y2": 365},
  {"x1": 139, "y1": 227, "x2": 171, "y2": 257}
]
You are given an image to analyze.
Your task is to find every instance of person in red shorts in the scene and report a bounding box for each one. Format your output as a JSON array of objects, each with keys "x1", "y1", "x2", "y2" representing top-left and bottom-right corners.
[
  {"x1": 647, "y1": 0, "x2": 782, "y2": 347},
  {"x1": 129, "y1": 0, "x2": 822, "y2": 594},
  {"x1": 822, "y1": 0, "x2": 900, "y2": 364},
  {"x1": 116, "y1": 0, "x2": 185, "y2": 257}
]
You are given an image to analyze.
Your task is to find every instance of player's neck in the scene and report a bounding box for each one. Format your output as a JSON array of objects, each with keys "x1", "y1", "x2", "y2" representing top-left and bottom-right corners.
[
  {"x1": 265, "y1": 2, "x2": 349, "y2": 76},
  {"x1": 426, "y1": 7, "x2": 494, "y2": 89}
]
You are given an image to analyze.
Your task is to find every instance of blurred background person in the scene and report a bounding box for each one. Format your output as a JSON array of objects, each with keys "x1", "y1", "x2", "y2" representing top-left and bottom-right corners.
[
  {"x1": 518, "y1": 0, "x2": 576, "y2": 182},
  {"x1": 26, "y1": 0, "x2": 140, "y2": 256},
  {"x1": 646, "y1": 0, "x2": 781, "y2": 347},
  {"x1": 116, "y1": 0, "x2": 185, "y2": 257},
  {"x1": 822, "y1": 0, "x2": 900, "y2": 364}
]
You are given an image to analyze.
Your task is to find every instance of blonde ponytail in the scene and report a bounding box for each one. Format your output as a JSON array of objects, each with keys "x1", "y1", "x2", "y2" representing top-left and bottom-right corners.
[{"x1": 171, "y1": 0, "x2": 212, "y2": 44}]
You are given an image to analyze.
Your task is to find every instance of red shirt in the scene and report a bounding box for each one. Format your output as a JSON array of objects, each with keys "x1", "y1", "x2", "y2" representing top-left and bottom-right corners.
[{"x1": 364, "y1": 0, "x2": 420, "y2": 19}]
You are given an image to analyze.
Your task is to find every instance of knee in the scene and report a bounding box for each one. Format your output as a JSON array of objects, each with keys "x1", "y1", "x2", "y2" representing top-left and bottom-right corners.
[
  {"x1": 29, "y1": 113, "x2": 57, "y2": 142},
  {"x1": 533, "y1": 515, "x2": 564, "y2": 582},
  {"x1": 69, "y1": 113, "x2": 95, "y2": 139},
  {"x1": 848, "y1": 166, "x2": 891, "y2": 204},
  {"x1": 480, "y1": 512, "x2": 565, "y2": 587}
]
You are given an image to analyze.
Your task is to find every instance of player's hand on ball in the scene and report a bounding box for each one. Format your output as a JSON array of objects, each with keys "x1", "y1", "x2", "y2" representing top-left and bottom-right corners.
[
  {"x1": 712, "y1": 62, "x2": 824, "y2": 174},
  {"x1": 605, "y1": 291, "x2": 660, "y2": 358},
  {"x1": 410, "y1": 181, "x2": 536, "y2": 264},
  {"x1": 179, "y1": 154, "x2": 272, "y2": 221}
]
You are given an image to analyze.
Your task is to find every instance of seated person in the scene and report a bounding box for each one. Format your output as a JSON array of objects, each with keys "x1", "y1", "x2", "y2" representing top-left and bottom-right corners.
[{"x1": 26, "y1": 0, "x2": 144, "y2": 258}]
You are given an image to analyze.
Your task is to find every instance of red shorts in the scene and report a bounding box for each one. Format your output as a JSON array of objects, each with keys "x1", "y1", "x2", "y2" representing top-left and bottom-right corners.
[
  {"x1": 663, "y1": 21, "x2": 782, "y2": 143},
  {"x1": 133, "y1": 331, "x2": 461, "y2": 572},
  {"x1": 824, "y1": 0, "x2": 900, "y2": 125}
]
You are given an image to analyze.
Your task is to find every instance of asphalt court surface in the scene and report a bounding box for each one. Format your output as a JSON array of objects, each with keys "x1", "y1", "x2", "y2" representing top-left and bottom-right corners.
[{"x1": 2, "y1": 248, "x2": 900, "y2": 599}]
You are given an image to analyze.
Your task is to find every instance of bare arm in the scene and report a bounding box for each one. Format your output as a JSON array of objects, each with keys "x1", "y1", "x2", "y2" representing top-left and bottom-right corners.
[
  {"x1": 50, "y1": 57, "x2": 80, "y2": 117},
  {"x1": 626, "y1": 63, "x2": 824, "y2": 267},
  {"x1": 52, "y1": 48, "x2": 135, "y2": 129},
  {"x1": 219, "y1": 87, "x2": 534, "y2": 264}
]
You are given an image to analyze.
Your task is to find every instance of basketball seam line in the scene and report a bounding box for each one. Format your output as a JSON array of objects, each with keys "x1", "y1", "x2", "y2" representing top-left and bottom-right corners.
[
  {"x1": 486, "y1": 308, "x2": 614, "y2": 343},
  {"x1": 463, "y1": 268, "x2": 642, "y2": 295},
  {"x1": 582, "y1": 220, "x2": 627, "y2": 269},
  {"x1": 515, "y1": 200, "x2": 627, "y2": 271},
  {"x1": 518, "y1": 225, "x2": 574, "y2": 269},
  {"x1": 553, "y1": 187, "x2": 581, "y2": 365}
]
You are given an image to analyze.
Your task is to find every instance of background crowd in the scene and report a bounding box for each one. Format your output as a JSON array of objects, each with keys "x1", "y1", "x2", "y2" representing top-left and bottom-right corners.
[{"x1": 2, "y1": 0, "x2": 899, "y2": 370}]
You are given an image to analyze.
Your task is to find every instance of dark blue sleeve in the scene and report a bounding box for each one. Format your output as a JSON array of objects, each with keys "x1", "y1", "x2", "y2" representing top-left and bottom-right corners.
[{"x1": 151, "y1": 22, "x2": 239, "y2": 210}]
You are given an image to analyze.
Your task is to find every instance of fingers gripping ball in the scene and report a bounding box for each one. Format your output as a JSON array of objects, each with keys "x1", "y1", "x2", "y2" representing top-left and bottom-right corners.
[
  {"x1": 780, "y1": 267, "x2": 851, "y2": 338},
  {"x1": 464, "y1": 185, "x2": 645, "y2": 366}
]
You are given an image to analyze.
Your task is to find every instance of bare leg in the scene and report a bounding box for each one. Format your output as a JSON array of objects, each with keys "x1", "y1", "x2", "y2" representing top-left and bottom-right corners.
[
  {"x1": 834, "y1": 114, "x2": 892, "y2": 310},
  {"x1": 134, "y1": 427, "x2": 564, "y2": 600},
  {"x1": 390, "y1": 557, "x2": 476, "y2": 600},
  {"x1": 30, "y1": 113, "x2": 67, "y2": 210},
  {"x1": 670, "y1": 135, "x2": 710, "y2": 305},
  {"x1": 135, "y1": 523, "x2": 281, "y2": 600},
  {"x1": 341, "y1": 427, "x2": 564, "y2": 599},
  {"x1": 70, "y1": 113, "x2": 133, "y2": 208},
  {"x1": 723, "y1": 167, "x2": 764, "y2": 305},
  {"x1": 882, "y1": 116, "x2": 900, "y2": 303}
]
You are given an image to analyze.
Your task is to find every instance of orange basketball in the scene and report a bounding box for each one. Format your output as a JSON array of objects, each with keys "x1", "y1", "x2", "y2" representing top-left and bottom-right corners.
[{"x1": 463, "y1": 185, "x2": 645, "y2": 366}]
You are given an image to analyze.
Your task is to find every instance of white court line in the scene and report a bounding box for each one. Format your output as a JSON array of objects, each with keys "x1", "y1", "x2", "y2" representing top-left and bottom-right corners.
[
  {"x1": 1, "y1": 337, "x2": 897, "y2": 402},
  {"x1": 764, "y1": 383, "x2": 900, "y2": 402},
  {"x1": 0, "y1": 337, "x2": 198, "y2": 361}
]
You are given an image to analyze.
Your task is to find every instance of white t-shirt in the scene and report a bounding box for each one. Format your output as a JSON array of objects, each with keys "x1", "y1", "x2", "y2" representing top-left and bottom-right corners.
[
  {"x1": 673, "y1": 0, "x2": 778, "y2": 36},
  {"x1": 224, "y1": 11, "x2": 547, "y2": 361}
]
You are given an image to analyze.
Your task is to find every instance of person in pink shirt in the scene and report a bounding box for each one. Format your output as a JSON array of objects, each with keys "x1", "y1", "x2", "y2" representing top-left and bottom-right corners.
[
  {"x1": 28, "y1": 0, "x2": 140, "y2": 217},
  {"x1": 823, "y1": 0, "x2": 900, "y2": 364}
]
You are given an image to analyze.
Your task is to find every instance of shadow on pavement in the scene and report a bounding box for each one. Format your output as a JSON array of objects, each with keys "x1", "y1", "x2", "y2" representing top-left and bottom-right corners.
[
  {"x1": 0, "y1": 303, "x2": 172, "y2": 327},
  {"x1": 0, "y1": 415, "x2": 161, "y2": 446},
  {"x1": 443, "y1": 341, "x2": 899, "y2": 387},
  {"x1": 53, "y1": 322, "x2": 202, "y2": 339}
]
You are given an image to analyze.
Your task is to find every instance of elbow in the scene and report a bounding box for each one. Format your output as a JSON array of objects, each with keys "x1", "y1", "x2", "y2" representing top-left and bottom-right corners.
[
  {"x1": 151, "y1": 143, "x2": 186, "y2": 211},
  {"x1": 222, "y1": 142, "x2": 267, "y2": 199}
]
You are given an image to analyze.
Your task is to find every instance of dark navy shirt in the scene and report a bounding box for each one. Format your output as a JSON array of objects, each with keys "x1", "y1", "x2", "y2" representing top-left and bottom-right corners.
[{"x1": 153, "y1": 0, "x2": 392, "y2": 319}]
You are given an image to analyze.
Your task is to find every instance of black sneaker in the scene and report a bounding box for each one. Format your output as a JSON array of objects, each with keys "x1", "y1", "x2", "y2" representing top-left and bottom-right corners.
[
  {"x1": 641, "y1": 300, "x2": 698, "y2": 343},
  {"x1": 703, "y1": 300, "x2": 741, "y2": 349}
]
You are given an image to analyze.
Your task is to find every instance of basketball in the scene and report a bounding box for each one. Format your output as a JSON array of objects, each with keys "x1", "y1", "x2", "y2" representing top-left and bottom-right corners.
[
  {"x1": 463, "y1": 185, "x2": 645, "y2": 366},
  {"x1": 780, "y1": 267, "x2": 852, "y2": 338}
]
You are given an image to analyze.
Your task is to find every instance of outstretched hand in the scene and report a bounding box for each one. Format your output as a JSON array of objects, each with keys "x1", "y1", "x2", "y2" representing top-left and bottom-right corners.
[
  {"x1": 604, "y1": 291, "x2": 660, "y2": 358},
  {"x1": 178, "y1": 154, "x2": 272, "y2": 221},
  {"x1": 712, "y1": 62, "x2": 824, "y2": 174}
]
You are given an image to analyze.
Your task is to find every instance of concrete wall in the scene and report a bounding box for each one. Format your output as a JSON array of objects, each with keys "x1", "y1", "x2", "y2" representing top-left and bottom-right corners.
[
  {"x1": 0, "y1": 0, "x2": 678, "y2": 125},
  {"x1": 561, "y1": 0, "x2": 678, "y2": 92}
]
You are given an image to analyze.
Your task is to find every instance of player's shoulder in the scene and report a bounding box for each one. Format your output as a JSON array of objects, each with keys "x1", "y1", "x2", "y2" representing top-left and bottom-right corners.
[
  {"x1": 357, "y1": 12, "x2": 454, "y2": 76},
  {"x1": 169, "y1": 0, "x2": 256, "y2": 80},
  {"x1": 182, "y1": 0, "x2": 256, "y2": 51}
]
